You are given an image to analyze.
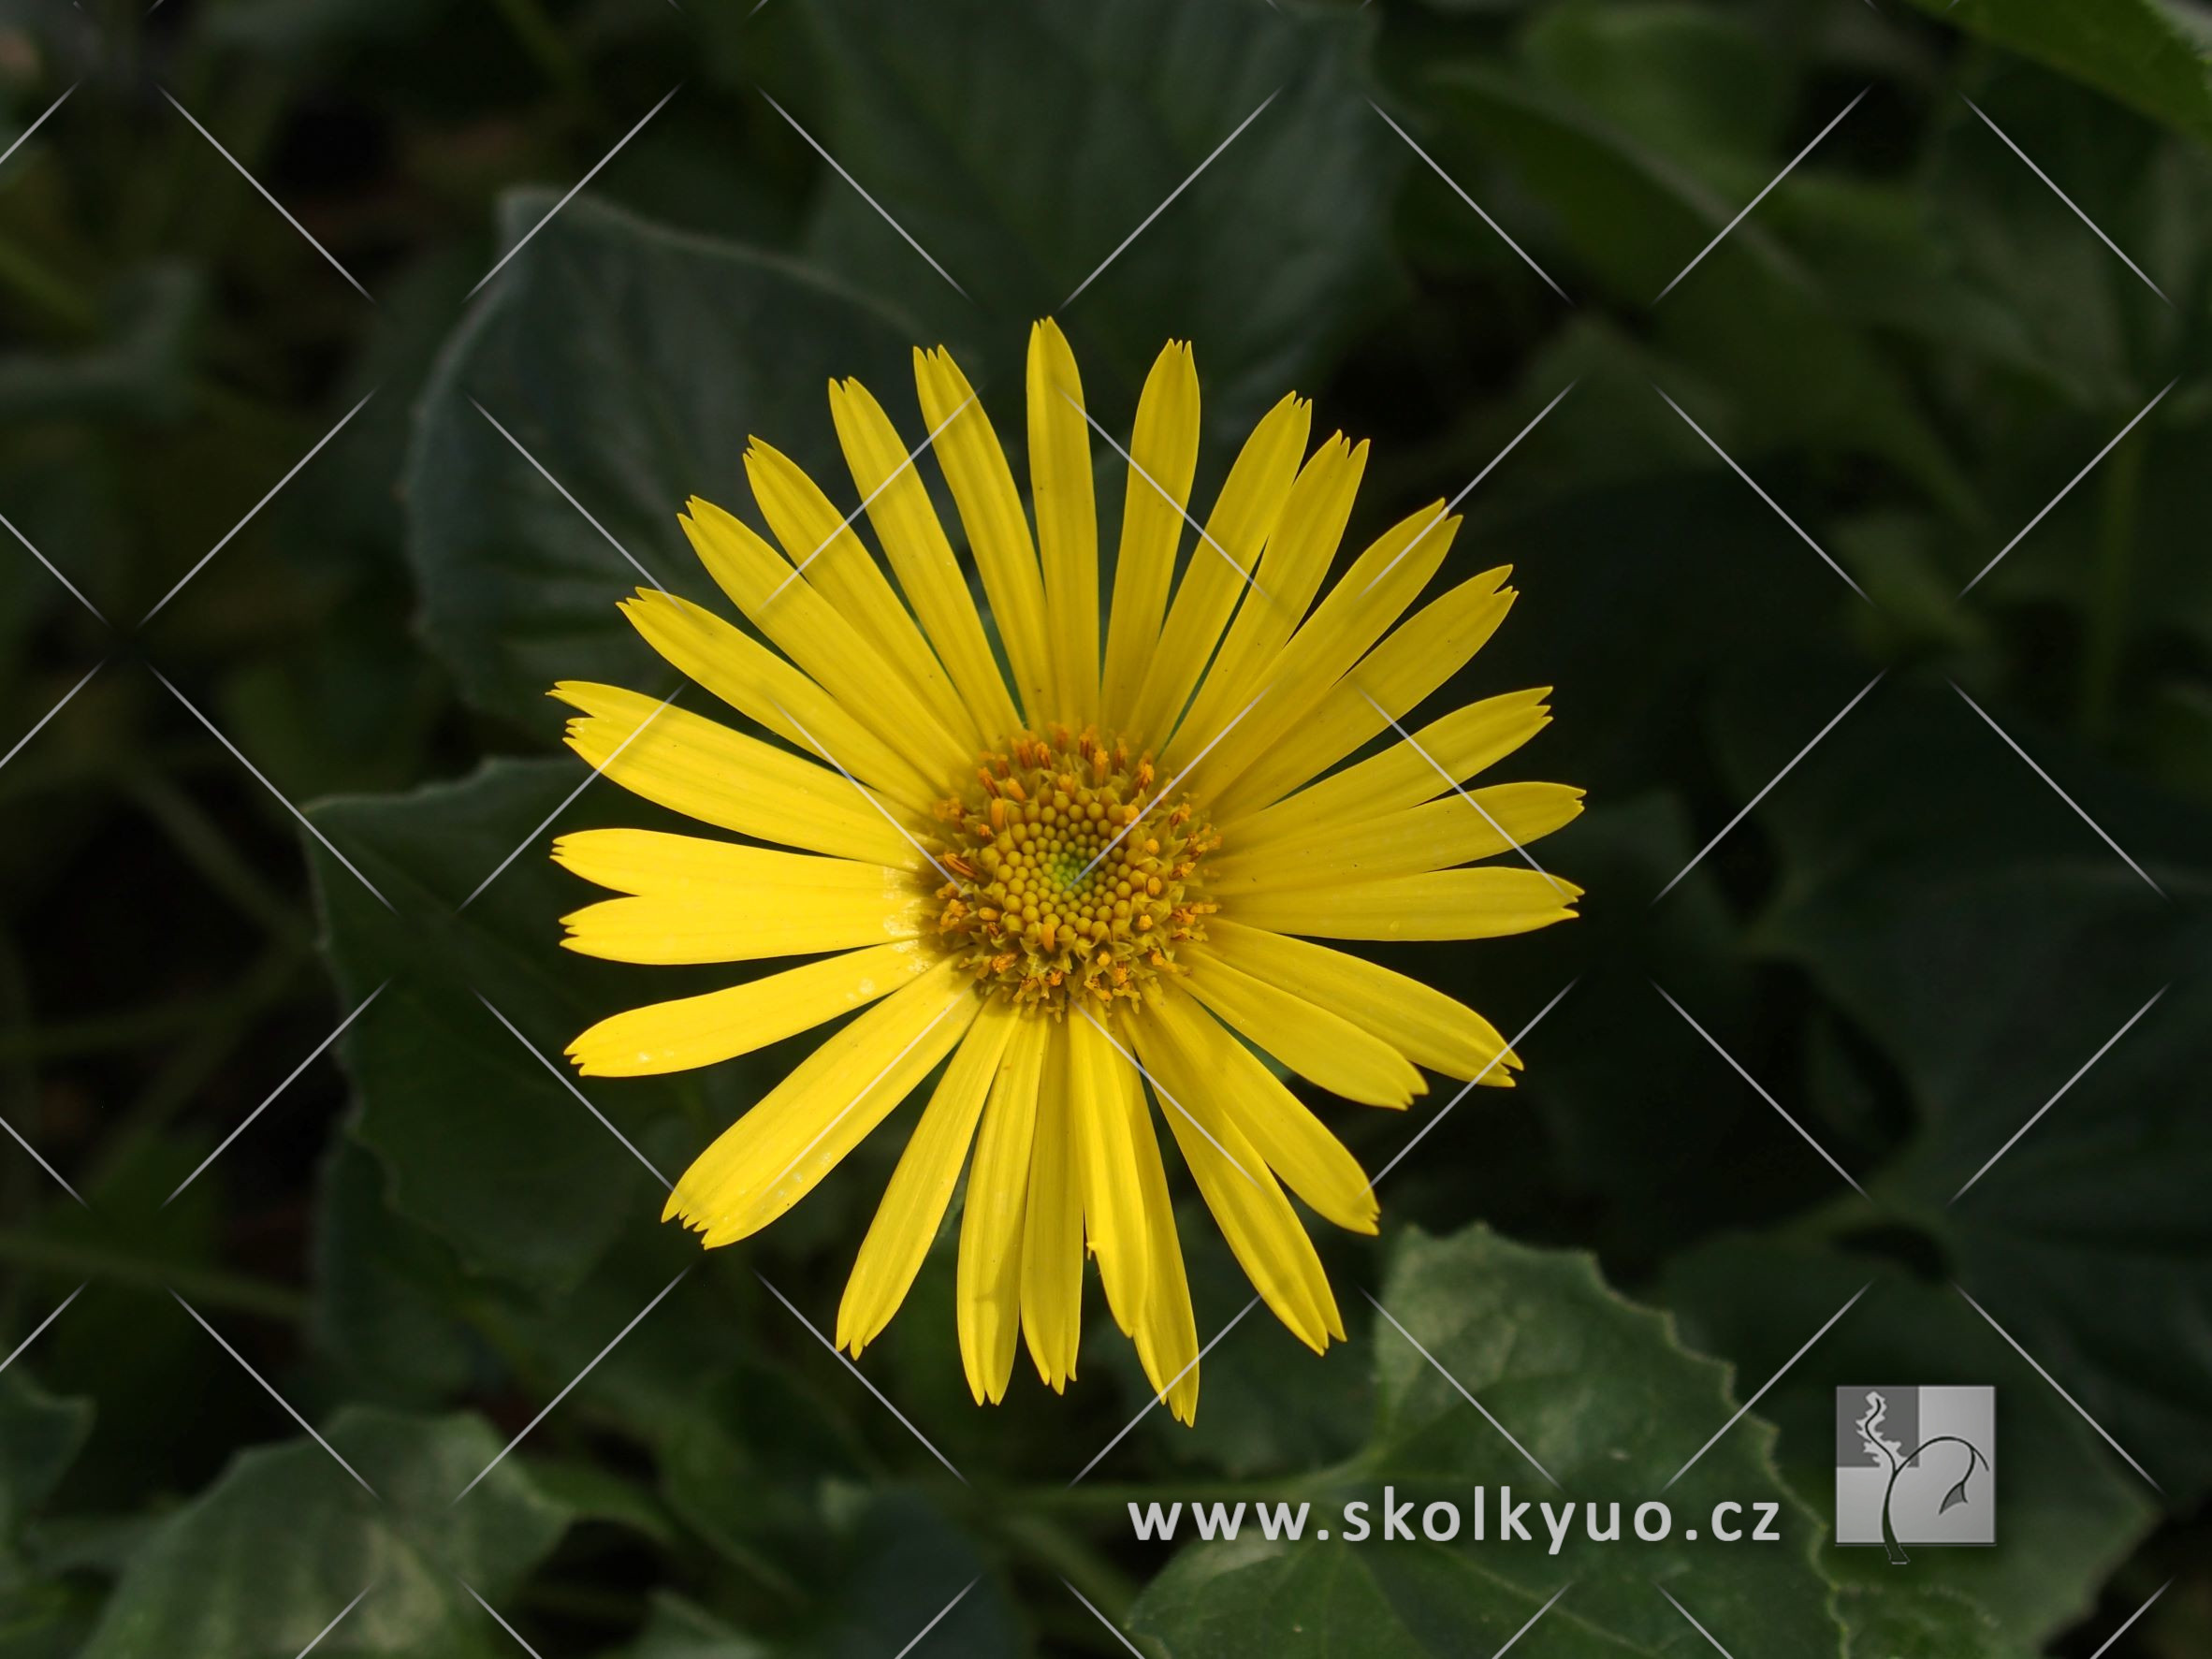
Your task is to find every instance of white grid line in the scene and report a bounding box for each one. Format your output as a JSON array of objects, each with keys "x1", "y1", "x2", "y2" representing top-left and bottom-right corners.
[
  {"x1": 0, "y1": 83, "x2": 76, "y2": 177},
  {"x1": 453, "y1": 1267, "x2": 691, "y2": 1504},
  {"x1": 770, "y1": 699, "x2": 965, "y2": 890},
  {"x1": 764, "y1": 395, "x2": 975, "y2": 606},
  {"x1": 149, "y1": 667, "x2": 395, "y2": 911},
  {"x1": 172, "y1": 1289, "x2": 379, "y2": 1496},
  {"x1": 757, "y1": 1272, "x2": 968, "y2": 1483},
  {"x1": 0, "y1": 662, "x2": 103, "y2": 776},
  {"x1": 475, "y1": 992, "x2": 673, "y2": 1188},
  {"x1": 1368, "y1": 102, "x2": 1571, "y2": 304},
  {"x1": 159, "y1": 89, "x2": 373, "y2": 301},
  {"x1": 1068, "y1": 1295, "x2": 1261, "y2": 1486},
  {"x1": 293, "y1": 1582, "x2": 375, "y2": 1659},
  {"x1": 165, "y1": 982, "x2": 388, "y2": 1206},
  {"x1": 1353, "y1": 686, "x2": 1565, "y2": 894},
  {"x1": 1058, "y1": 386, "x2": 1265, "y2": 600},
  {"x1": 1656, "y1": 1583, "x2": 1739, "y2": 1659},
  {"x1": 2086, "y1": 1579, "x2": 2173, "y2": 1659},
  {"x1": 1067, "y1": 91, "x2": 1281, "y2": 309},
  {"x1": 1492, "y1": 1582, "x2": 1573, "y2": 1659},
  {"x1": 1064, "y1": 1579, "x2": 1146, "y2": 1659},
  {"x1": 761, "y1": 89, "x2": 968, "y2": 298},
  {"x1": 1075, "y1": 1004, "x2": 1261, "y2": 1190},
  {"x1": 1954, "y1": 1282, "x2": 2161, "y2": 1492},
  {"x1": 1665, "y1": 1282, "x2": 1867, "y2": 1488},
  {"x1": 0, "y1": 1284, "x2": 85, "y2": 1377},
  {"x1": 1951, "y1": 984, "x2": 2167, "y2": 1203},
  {"x1": 461, "y1": 1581, "x2": 547, "y2": 1659},
  {"x1": 1653, "y1": 671, "x2": 1885, "y2": 904},
  {"x1": 1950, "y1": 681, "x2": 2165, "y2": 897},
  {"x1": 1962, "y1": 96, "x2": 2169, "y2": 304},
  {"x1": 470, "y1": 399, "x2": 666, "y2": 590},
  {"x1": 1362, "y1": 1288, "x2": 1559, "y2": 1486},
  {"x1": 1652, "y1": 982, "x2": 1866, "y2": 1196},
  {"x1": 893, "y1": 1579, "x2": 980, "y2": 1659},
  {"x1": 468, "y1": 86, "x2": 683, "y2": 298},
  {"x1": 1074, "y1": 686, "x2": 1270, "y2": 883}
]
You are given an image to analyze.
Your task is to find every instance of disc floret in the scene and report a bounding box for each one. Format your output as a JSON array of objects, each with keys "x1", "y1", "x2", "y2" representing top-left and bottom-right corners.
[{"x1": 933, "y1": 725, "x2": 1218, "y2": 1011}]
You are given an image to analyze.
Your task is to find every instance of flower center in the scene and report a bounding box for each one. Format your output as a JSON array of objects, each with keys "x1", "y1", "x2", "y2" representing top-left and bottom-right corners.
[{"x1": 931, "y1": 725, "x2": 1218, "y2": 1012}]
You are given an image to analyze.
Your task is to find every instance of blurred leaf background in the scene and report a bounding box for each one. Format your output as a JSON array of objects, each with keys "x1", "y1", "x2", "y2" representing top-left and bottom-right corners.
[{"x1": 0, "y1": 0, "x2": 2207, "y2": 1653}]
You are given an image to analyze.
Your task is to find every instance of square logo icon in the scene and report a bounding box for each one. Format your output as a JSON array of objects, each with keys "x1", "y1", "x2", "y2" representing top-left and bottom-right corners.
[{"x1": 1835, "y1": 1385, "x2": 1996, "y2": 1559}]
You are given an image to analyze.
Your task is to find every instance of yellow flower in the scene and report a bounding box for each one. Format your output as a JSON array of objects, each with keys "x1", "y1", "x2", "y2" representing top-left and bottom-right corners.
[{"x1": 552, "y1": 322, "x2": 1581, "y2": 1422}]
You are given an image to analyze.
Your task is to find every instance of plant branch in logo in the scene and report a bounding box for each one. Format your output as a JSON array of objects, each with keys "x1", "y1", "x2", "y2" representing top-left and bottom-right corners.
[{"x1": 1848, "y1": 1388, "x2": 1991, "y2": 1564}]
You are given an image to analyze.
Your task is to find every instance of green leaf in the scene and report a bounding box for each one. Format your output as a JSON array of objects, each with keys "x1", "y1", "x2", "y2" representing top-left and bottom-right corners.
[
  {"x1": 1836, "y1": 1582, "x2": 2014, "y2": 1659},
  {"x1": 1129, "y1": 1225, "x2": 1842, "y2": 1657},
  {"x1": 76, "y1": 1409, "x2": 573, "y2": 1659},
  {"x1": 406, "y1": 194, "x2": 923, "y2": 730},
  {"x1": 1712, "y1": 672, "x2": 2212, "y2": 1501},
  {"x1": 793, "y1": 0, "x2": 1404, "y2": 452},
  {"x1": 0, "y1": 1374, "x2": 90, "y2": 1559},
  {"x1": 1912, "y1": 0, "x2": 2212, "y2": 149}
]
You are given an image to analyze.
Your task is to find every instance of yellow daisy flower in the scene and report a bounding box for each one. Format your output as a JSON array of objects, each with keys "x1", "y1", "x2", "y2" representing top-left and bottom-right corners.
[{"x1": 551, "y1": 321, "x2": 1581, "y2": 1422}]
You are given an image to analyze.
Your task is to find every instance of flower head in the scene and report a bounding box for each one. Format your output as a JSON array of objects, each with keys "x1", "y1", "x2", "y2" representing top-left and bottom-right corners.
[{"x1": 553, "y1": 321, "x2": 1581, "y2": 1421}]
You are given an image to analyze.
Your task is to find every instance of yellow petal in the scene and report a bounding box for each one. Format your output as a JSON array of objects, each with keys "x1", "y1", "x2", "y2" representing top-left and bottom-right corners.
[
  {"x1": 1070, "y1": 1008, "x2": 1150, "y2": 1336},
  {"x1": 1178, "y1": 942, "x2": 1422, "y2": 1108},
  {"x1": 1209, "y1": 781, "x2": 1585, "y2": 895},
  {"x1": 618, "y1": 589, "x2": 940, "y2": 814},
  {"x1": 828, "y1": 377, "x2": 1022, "y2": 739},
  {"x1": 1100, "y1": 342, "x2": 1201, "y2": 730},
  {"x1": 1021, "y1": 1026, "x2": 1084, "y2": 1390},
  {"x1": 1230, "y1": 867, "x2": 1581, "y2": 942},
  {"x1": 678, "y1": 498, "x2": 973, "y2": 786},
  {"x1": 916, "y1": 346, "x2": 1055, "y2": 724},
  {"x1": 551, "y1": 682, "x2": 923, "y2": 869},
  {"x1": 1223, "y1": 687, "x2": 1552, "y2": 851},
  {"x1": 1027, "y1": 319, "x2": 1099, "y2": 725},
  {"x1": 1115, "y1": 1026, "x2": 1201, "y2": 1424},
  {"x1": 1170, "y1": 435, "x2": 1365, "y2": 758},
  {"x1": 1125, "y1": 392, "x2": 1310, "y2": 748},
  {"x1": 1149, "y1": 989, "x2": 1379, "y2": 1236},
  {"x1": 744, "y1": 439, "x2": 981, "y2": 749},
  {"x1": 1128, "y1": 1006, "x2": 1343, "y2": 1352},
  {"x1": 958, "y1": 1012, "x2": 1047, "y2": 1404},
  {"x1": 664, "y1": 959, "x2": 977, "y2": 1245},
  {"x1": 568, "y1": 940, "x2": 936, "y2": 1077},
  {"x1": 1181, "y1": 510, "x2": 1477, "y2": 805},
  {"x1": 1206, "y1": 918, "x2": 1522, "y2": 1084},
  {"x1": 837, "y1": 997, "x2": 1020, "y2": 1356}
]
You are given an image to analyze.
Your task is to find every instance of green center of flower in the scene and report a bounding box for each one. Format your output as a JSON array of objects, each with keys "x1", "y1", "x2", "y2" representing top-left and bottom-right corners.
[{"x1": 931, "y1": 725, "x2": 1218, "y2": 1011}]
